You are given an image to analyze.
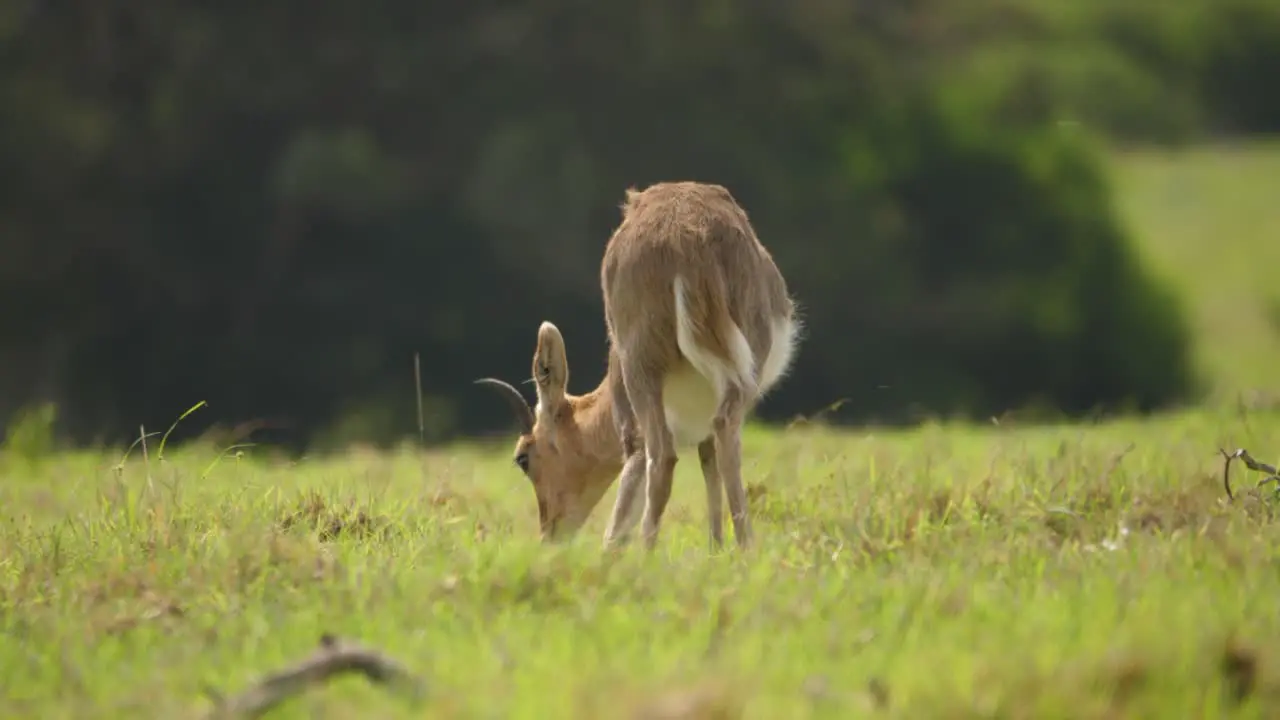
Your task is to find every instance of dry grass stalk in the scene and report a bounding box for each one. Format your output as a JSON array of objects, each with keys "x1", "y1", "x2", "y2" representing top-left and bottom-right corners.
[{"x1": 204, "y1": 634, "x2": 423, "y2": 719}]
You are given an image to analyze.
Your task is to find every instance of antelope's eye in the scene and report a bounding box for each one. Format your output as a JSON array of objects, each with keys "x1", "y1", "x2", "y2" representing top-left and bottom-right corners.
[{"x1": 514, "y1": 452, "x2": 530, "y2": 473}]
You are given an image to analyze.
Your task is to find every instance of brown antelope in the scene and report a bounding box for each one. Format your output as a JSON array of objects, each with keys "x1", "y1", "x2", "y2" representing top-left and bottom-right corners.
[{"x1": 477, "y1": 181, "x2": 799, "y2": 550}]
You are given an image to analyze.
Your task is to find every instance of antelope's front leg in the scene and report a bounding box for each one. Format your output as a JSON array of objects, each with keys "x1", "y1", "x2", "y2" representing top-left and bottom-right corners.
[{"x1": 603, "y1": 451, "x2": 646, "y2": 549}]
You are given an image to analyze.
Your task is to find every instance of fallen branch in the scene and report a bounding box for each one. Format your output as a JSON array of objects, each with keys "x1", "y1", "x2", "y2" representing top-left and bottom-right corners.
[
  {"x1": 205, "y1": 634, "x2": 424, "y2": 719},
  {"x1": 1219, "y1": 448, "x2": 1280, "y2": 501}
]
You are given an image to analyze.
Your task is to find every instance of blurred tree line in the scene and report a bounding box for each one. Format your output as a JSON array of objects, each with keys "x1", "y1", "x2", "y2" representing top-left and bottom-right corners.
[{"x1": 1, "y1": 0, "x2": 1277, "y2": 449}]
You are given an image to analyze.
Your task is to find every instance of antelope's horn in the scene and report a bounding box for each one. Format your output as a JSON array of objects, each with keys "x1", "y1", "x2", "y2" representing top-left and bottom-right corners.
[{"x1": 474, "y1": 377, "x2": 535, "y2": 434}]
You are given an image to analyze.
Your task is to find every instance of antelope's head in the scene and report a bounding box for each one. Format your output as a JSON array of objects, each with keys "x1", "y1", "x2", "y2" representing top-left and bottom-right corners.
[{"x1": 476, "y1": 322, "x2": 623, "y2": 542}]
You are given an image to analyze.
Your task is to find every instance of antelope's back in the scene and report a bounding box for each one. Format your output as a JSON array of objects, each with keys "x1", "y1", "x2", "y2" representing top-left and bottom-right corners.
[{"x1": 601, "y1": 181, "x2": 790, "y2": 321}]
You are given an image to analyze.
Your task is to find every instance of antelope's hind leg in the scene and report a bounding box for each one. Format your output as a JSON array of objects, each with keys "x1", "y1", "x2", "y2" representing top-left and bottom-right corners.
[
  {"x1": 713, "y1": 386, "x2": 752, "y2": 548},
  {"x1": 616, "y1": 361, "x2": 678, "y2": 550},
  {"x1": 698, "y1": 437, "x2": 725, "y2": 550}
]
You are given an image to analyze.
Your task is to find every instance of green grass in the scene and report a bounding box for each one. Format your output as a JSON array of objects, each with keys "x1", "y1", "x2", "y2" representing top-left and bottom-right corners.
[
  {"x1": 3, "y1": 409, "x2": 1280, "y2": 718},
  {"x1": 1111, "y1": 140, "x2": 1280, "y2": 401},
  {"x1": 5, "y1": 141, "x2": 1280, "y2": 718}
]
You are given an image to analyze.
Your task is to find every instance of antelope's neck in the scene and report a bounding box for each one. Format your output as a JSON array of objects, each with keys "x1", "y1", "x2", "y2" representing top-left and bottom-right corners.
[
  {"x1": 577, "y1": 377, "x2": 624, "y2": 471},
  {"x1": 558, "y1": 377, "x2": 625, "y2": 521}
]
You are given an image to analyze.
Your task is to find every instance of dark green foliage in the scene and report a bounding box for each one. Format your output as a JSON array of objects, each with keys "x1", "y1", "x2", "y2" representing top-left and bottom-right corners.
[
  {"x1": 0, "y1": 0, "x2": 1227, "y2": 447},
  {"x1": 1193, "y1": 0, "x2": 1280, "y2": 134},
  {"x1": 771, "y1": 93, "x2": 1194, "y2": 422},
  {"x1": 938, "y1": 0, "x2": 1280, "y2": 141}
]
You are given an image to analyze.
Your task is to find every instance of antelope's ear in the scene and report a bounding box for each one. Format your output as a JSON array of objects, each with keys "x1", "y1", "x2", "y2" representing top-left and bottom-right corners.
[{"x1": 533, "y1": 321, "x2": 569, "y2": 415}]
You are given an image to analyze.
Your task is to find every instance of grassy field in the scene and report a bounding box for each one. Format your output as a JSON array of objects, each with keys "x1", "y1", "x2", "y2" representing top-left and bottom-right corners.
[
  {"x1": 3, "y1": 410, "x2": 1280, "y2": 719},
  {"x1": 4, "y1": 141, "x2": 1280, "y2": 719}
]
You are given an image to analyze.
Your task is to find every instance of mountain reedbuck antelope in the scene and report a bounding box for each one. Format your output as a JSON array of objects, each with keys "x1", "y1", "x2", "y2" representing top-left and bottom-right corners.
[{"x1": 476, "y1": 181, "x2": 800, "y2": 550}]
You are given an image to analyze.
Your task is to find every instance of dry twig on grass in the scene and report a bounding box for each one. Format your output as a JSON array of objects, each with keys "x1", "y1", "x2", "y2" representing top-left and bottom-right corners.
[
  {"x1": 205, "y1": 634, "x2": 424, "y2": 719},
  {"x1": 1219, "y1": 448, "x2": 1280, "y2": 501}
]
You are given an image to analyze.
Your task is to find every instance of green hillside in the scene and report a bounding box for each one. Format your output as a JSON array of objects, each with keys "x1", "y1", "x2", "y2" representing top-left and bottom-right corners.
[{"x1": 1111, "y1": 141, "x2": 1280, "y2": 401}]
